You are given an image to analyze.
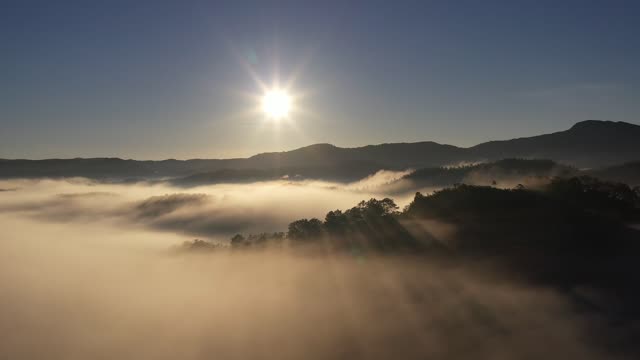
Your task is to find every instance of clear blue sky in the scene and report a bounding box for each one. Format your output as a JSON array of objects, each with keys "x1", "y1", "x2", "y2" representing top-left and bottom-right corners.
[{"x1": 1, "y1": 0, "x2": 639, "y2": 159}]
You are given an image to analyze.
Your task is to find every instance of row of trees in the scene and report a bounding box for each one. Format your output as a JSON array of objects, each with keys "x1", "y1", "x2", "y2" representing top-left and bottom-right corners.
[
  {"x1": 227, "y1": 198, "x2": 418, "y2": 252},
  {"x1": 219, "y1": 176, "x2": 640, "y2": 255},
  {"x1": 222, "y1": 198, "x2": 422, "y2": 251}
]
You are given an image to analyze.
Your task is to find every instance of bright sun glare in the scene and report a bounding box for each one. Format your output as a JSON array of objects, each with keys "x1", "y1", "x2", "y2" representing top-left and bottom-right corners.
[{"x1": 261, "y1": 89, "x2": 292, "y2": 119}]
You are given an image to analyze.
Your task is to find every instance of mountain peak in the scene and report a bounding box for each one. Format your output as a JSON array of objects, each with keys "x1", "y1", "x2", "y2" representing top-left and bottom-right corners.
[
  {"x1": 569, "y1": 120, "x2": 635, "y2": 131},
  {"x1": 296, "y1": 143, "x2": 338, "y2": 151}
]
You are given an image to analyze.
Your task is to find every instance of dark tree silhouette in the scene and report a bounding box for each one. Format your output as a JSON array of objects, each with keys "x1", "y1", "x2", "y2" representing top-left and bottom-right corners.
[
  {"x1": 324, "y1": 210, "x2": 349, "y2": 236},
  {"x1": 230, "y1": 234, "x2": 246, "y2": 248},
  {"x1": 232, "y1": 177, "x2": 640, "y2": 261},
  {"x1": 287, "y1": 218, "x2": 324, "y2": 241}
]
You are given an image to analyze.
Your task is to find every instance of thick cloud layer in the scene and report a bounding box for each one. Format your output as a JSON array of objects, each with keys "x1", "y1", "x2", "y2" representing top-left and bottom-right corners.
[
  {"x1": 0, "y1": 177, "x2": 626, "y2": 359},
  {"x1": 0, "y1": 176, "x2": 415, "y2": 241},
  {"x1": 0, "y1": 215, "x2": 616, "y2": 360}
]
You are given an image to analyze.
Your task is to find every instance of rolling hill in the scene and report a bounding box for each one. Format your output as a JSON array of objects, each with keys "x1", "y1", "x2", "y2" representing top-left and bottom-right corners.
[{"x1": 1, "y1": 120, "x2": 639, "y2": 181}]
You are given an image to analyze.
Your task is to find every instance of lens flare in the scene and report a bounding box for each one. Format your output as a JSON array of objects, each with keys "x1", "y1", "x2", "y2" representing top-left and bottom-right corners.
[{"x1": 261, "y1": 89, "x2": 291, "y2": 119}]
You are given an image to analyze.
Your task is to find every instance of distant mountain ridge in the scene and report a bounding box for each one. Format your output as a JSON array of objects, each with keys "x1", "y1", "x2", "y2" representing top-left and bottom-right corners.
[
  {"x1": 1, "y1": 120, "x2": 639, "y2": 180},
  {"x1": 469, "y1": 120, "x2": 640, "y2": 166}
]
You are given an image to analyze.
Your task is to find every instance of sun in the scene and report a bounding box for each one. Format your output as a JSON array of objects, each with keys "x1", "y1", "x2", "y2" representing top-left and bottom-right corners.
[{"x1": 261, "y1": 89, "x2": 291, "y2": 119}]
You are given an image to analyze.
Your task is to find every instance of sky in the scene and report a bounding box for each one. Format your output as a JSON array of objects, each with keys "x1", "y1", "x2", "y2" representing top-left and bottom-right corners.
[{"x1": 1, "y1": 0, "x2": 639, "y2": 159}]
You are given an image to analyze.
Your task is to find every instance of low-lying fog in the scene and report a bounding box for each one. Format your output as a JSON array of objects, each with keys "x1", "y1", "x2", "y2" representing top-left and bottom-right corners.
[
  {"x1": 0, "y1": 173, "x2": 417, "y2": 242},
  {"x1": 0, "y1": 177, "x2": 620, "y2": 359}
]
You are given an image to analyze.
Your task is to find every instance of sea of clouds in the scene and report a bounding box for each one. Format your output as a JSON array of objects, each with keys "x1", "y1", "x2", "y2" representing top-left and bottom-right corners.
[{"x1": 0, "y1": 176, "x2": 622, "y2": 359}]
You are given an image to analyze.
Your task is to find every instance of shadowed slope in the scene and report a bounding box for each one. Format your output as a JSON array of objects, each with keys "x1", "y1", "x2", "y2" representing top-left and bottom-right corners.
[{"x1": 1, "y1": 120, "x2": 639, "y2": 180}]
